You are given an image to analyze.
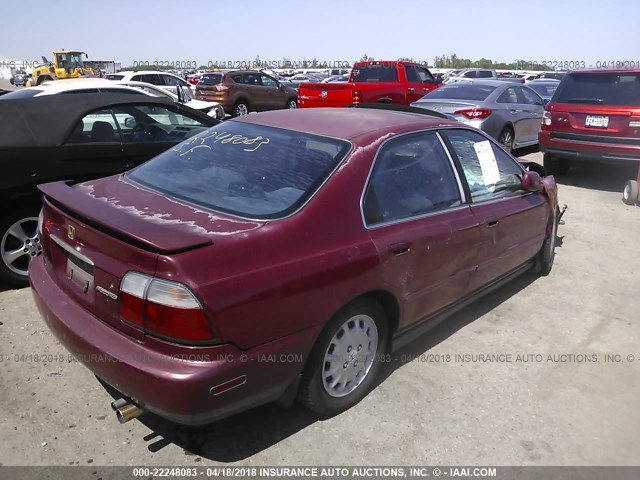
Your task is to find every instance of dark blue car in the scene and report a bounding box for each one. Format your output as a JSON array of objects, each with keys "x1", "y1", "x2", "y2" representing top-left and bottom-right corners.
[{"x1": 10, "y1": 70, "x2": 29, "y2": 87}]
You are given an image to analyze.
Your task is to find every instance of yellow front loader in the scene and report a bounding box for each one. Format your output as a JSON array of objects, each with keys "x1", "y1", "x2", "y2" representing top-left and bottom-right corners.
[{"x1": 29, "y1": 50, "x2": 96, "y2": 86}]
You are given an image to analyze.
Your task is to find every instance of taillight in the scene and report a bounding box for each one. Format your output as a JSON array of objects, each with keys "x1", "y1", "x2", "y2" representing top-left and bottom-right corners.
[
  {"x1": 542, "y1": 111, "x2": 552, "y2": 129},
  {"x1": 119, "y1": 272, "x2": 215, "y2": 342},
  {"x1": 454, "y1": 108, "x2": 492, "y2": 120},
  {"x1": 352, "y1": 90, "x2": 361, "y2": 105}
]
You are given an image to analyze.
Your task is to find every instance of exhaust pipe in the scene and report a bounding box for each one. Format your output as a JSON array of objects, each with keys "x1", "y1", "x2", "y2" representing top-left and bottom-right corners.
[
  {"x1": 111, "y1": 398, "x2": 128, "y2": 411},
  {"x1": 115, "y1": 403, "x2": 146, "y2": 424}
]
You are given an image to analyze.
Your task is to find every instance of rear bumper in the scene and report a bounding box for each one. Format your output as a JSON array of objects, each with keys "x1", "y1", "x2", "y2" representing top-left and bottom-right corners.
[
  {"x1": 29, "y1": 256, "x2": 321, "y2": 425},
  {"x1": 539, "y1": 131, "x2": 640, "y2": 164}
]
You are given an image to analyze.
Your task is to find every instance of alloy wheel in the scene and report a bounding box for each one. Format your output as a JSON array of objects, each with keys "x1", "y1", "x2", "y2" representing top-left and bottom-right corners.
[{"x1": 1, "y1": 217, "x2": 41, "y2": 277}]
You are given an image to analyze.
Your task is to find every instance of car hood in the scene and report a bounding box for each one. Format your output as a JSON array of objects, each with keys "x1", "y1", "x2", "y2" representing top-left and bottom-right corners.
[
  {"x1": 38, "y1": 175, "x2": 265, "y2": 254},
  {"x1": 185, "y1": 98, "x2": 220, "y2": 110}
]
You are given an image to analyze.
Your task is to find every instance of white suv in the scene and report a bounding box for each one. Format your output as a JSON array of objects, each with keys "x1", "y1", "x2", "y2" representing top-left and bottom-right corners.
[{"x1": 105, "y1": 70, "x2": 192, "y2": 95}]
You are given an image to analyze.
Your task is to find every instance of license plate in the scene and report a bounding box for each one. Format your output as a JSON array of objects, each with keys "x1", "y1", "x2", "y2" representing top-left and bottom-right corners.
[
  {"x1": 65, "y1": 253, "x2": 94, "y2": 294},
  {"x1": 585, "y1": 115, "x2": 609, "y2": 128}
]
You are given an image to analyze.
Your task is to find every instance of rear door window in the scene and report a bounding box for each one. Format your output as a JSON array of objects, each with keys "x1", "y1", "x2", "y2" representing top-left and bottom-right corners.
[
  {"x1": 363, "y1": 133, "x2": 462, "y2": 225},
  {"x1": 553, "y1": 72, "x2": 640, "y2": 105},
  {"x1": 497, "y1": 87, "x2": 519, "y2": 104}
]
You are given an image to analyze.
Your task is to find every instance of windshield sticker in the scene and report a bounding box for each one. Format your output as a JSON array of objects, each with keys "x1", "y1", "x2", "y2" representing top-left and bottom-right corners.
[
  {"x1": 172, "y1": 131, "x2": 271, "y2": 157},
  {"x1": 473, "y1": 140, "x2": 500, "y2": 187}
]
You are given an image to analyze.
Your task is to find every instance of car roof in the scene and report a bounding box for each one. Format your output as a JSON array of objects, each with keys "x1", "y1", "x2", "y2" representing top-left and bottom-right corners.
[
  {"x1": 0, "y1": 94, "x2": 174, "y2": 148},
  {"x1": 444, "y1": 79, "x2": 513, "y2": 87},
  {"x1": 563, "y1": 68, "x2": 640, "y2": 74},
  {"x1": 113, "y1": 70, "x2": 183, "y2": 77},
  {"x1": 37, "y1": 79, "x2": 149, "y2": 92},
  {"x1": 232, "y1": 108, "x2": 459, "y2": 140}
]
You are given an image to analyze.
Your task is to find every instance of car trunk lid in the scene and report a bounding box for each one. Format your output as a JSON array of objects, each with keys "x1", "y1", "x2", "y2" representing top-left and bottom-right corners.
[
  {"x1": 548, "y1": 71, "x2": 640, "y2": 140},
  {"x1": 548, "y1": 103, "x2": 640, "y2": 139},
  {"x1": 38, "y1": 176, "x2": 264, "y2": 339}
]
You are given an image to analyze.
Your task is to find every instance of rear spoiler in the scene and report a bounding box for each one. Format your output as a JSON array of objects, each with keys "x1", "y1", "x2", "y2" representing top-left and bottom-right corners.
[{"x1": 38, "y1": 180, "x2": 214, "y2": 254}]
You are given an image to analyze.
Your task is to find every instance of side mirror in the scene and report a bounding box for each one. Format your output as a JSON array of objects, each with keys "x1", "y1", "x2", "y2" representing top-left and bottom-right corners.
[
  {"x1": 543, "y1": 98, "x2": 550, "y2": 106},
  {"x1": 521, "y1": 170, "x2": 544, "y2": 192},
  {"x1": 176, "y1": 85, "x2": 186, "y2": 103}
]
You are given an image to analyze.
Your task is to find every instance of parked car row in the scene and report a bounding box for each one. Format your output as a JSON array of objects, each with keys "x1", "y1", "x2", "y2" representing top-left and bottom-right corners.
[{"x1": 1, "y1": 78, "x2": 225, "y2": 119}]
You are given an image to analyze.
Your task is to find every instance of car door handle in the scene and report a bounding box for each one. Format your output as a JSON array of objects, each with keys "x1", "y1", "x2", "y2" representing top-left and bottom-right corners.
[
  {"x1": 485, "y1": 217, "x2": 499, "y2": 227},
  {"x1": 509, "y1": 110, "x2": 518, "y2": 114},
  {"x1": 390, "y1": 243, "x2": 411, "y2": 256},
  {"x1": 407, "y1": 87, "x2": 415, "y2": 92}
]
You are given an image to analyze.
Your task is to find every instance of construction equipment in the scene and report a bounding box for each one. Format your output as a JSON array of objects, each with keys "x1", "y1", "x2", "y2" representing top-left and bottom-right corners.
[{"x1": 29, "y1": 49, "x2": 95, "y2": 86}]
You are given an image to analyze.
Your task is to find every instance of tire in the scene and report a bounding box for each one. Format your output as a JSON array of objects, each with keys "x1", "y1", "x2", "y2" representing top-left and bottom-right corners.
[
  {"x1": 286, "y1": 98, "x2": 298, "y2": 109},
  {"x1": 622, "y1": 180, "x2": 639, "y2": 205},
  {"x1": 535, "y1": 206, "x2": 559, "y2": 276},
  {"x1": 232, "y1": 101, "x2": 249, "y2": 117},
  {"x1": 298, "y1": 298, "x2": 388, "y2": 416},
  {"x1": 543, "y1": 154, "x2": 570, "y2": 175},
  {"x1": 498, "y1": 127, "x2": 514, "y2": 152},
  {"x1": 0, "y1": 208, "x2": 42, "y2": 287}
]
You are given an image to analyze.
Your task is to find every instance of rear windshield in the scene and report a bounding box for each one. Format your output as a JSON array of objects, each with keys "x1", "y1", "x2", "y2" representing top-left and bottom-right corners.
[
  {"x1": 553, "y1": 72, "x2": 640, "y2": 105},
  {"x1": 127, "y1": 122, "x2": 351, "y2": 219},
  {"x1": 106, "y1": 74, "x2": 124, "y2": 80},
  {"x1": 421, "y1": 84, "x2": 497, "y2": 101},
  {"x1": 352, "y1": 65, "x2": 398, "y2": 82},
  {"x1": 199, "y1": 73, "x2": 224, "y2": 85}
]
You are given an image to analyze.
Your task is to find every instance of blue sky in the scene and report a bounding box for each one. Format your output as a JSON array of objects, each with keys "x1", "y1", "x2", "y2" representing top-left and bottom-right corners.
[{"x1": 1, "y1": 0, "x2": 639, "y2": 67}]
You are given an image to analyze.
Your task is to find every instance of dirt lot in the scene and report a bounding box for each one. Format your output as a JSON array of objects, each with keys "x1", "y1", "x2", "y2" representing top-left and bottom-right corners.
[{"x1": 0, "y1": 78, "x2": 639, "y2": 466}]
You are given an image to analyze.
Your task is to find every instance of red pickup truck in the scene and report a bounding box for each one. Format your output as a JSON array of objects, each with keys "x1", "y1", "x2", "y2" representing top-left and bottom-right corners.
[{"x1": 298, "y1": 61, "x2": 442, "y2": 108}]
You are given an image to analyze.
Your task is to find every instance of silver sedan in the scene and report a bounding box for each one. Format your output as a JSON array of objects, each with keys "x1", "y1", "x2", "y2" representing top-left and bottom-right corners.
[{"x1": 411, "y1": 80, "x2": 545, "y2": 151}]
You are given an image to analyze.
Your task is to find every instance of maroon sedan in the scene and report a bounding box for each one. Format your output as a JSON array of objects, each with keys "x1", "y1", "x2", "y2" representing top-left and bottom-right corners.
[{"x1": 30, "y1": 107, "x2": 559, "y2": 425}]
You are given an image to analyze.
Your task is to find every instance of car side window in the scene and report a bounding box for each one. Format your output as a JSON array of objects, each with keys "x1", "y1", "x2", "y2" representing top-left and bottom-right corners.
[
  {"x1": 243, "y1": 73, "x2": 262, "y2": 86},
  {"x1": 497, "y1": 87, "x2": 519, "y2": 104},
  {"x1": 363, "y1": 133, "x2": 462, "y2": 226},
  {"x1": 444, "y1": 130, "x2": 525, "y2": 202},
  {"x1": 416, "y1": 67, "x2": 435, "y2": 83},
  {"x1": 477, "y1": 70, "x2": 493, "y2": 78},
  {"x1": 110, "y1": 105, "x2": 210, "y2": 143},
  {"x1": 519, "y1": 86, "x2": 543, "y2": 105},
  {"x1": 161, "y1": 75, "x2": 180, "y2": 86},
  {"x1": 66, "y1": 109, "x2": 122, "y2": 144},
  {"x1": 404, "y1": 65, "x2": 420, "y2": 83},
  {"x1": 260, "y1": 74, "x2": 278, "y2": 87},
  {"x1": 462, "y1": 71, "x2": 476, "y2": 78}
]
